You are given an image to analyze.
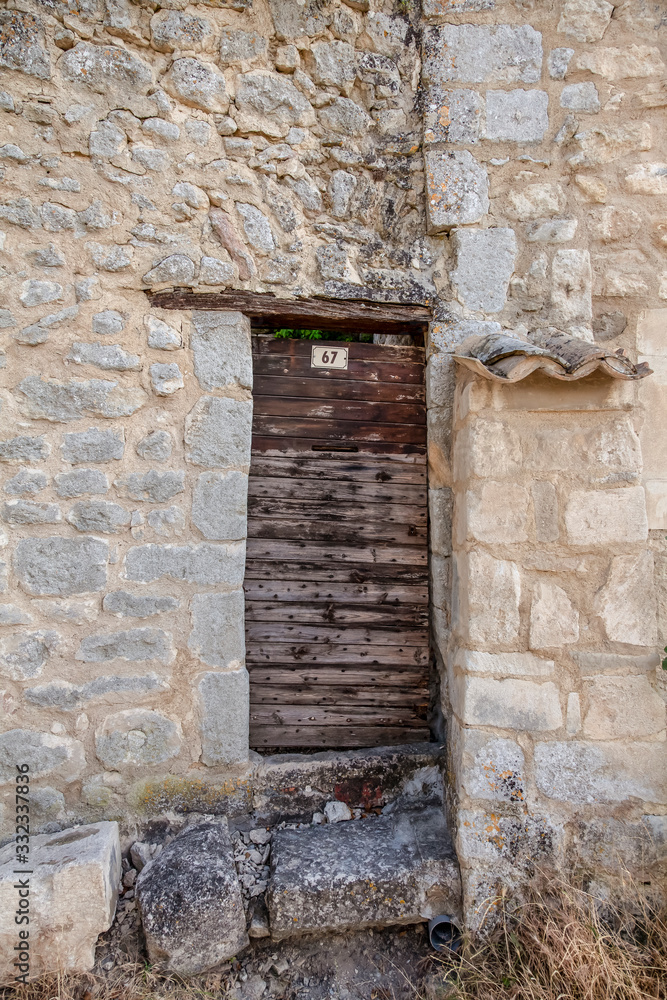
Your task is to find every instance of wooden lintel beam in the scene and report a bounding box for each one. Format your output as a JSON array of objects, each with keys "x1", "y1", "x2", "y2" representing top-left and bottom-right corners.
[{"x1": 146, "y1": 289, "x2": 431, "y2": 334}]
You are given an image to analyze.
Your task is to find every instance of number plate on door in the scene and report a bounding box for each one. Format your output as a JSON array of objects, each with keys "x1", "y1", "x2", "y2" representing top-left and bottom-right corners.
[{"x1": 311, "y1": 346, "x2": 349, "y2": 370}]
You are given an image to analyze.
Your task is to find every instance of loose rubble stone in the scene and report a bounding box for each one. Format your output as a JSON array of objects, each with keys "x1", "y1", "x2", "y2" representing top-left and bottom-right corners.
[
  {"x1": 219, "y1": 28, "x2": 267, "y2": 65},
  {"x1": 485, "y1": 89, "x2": 548, "y2": 142},
  {"x1": 92, "y1": 310, "x2": 125, "y2": 336},
  {"x1": 62, "y1": 428, "x2": 124, "y2": 465},
  {"x1": 583, "y1": 675, "x2": 665, "y2": 740},
  {"x1": 143, "y1": 254, "x2": 195, "y2": 286},
  {"x1": 4, "y1": 469, "x2": 47, "y2": 496},
  {"x1": 115, "y1": 470, "x2": 185, "y2": 503},
  {"x1": 145, "y1": 316, "x2": 182, "y2": 351},
  {"x1": 103, "y1": 591, "x2": 179, "y2": 618},
  {"x1": 95, "y1": 709, "x2": 181, "y2": 767},
  {"x1": 0, "y1": 630, "x2": 59, "y2": 680},
  {"x1": 67, "y1": 500, "x2": 131, "y2": 534},
  {"x1": 163, "y1": 58, "x2": 228, "y2": 112},
  {"x1": 596, "y1": 551, "x2": 657, "y2": 646},
  {"x1": 269, "y1": 808, "x2": 460, "y2": 939},
  {"x1": 0, "y1": 436, "x2": 49, "y2": 464},
  {"x1": 14, "y1": 537, "x2": 108, "y2": 596},
  {"x1": 55, "y1": 469, "x2": 109, "y2": 498},
  {"x1": 0, "y1": 729, "x2": 85, "y2": 784},
  {"x1": 185, "y1": 396, "x2": 252, "y2": 468},
  {"x1": 124, "y1": 542, "x2": 246, "y2": 587},
  {"x1": 2, "y1": 500, "x2": 61, "y2": 525},
  {"x1": 61, "y1": 42, "x2": 152, "y2": 94},
  {"x1": 324, "y1": 800, "x2": 353, "y2": 824},
  {"x1": 529, "y1": 581, "x2": 579, "y2": 648},
  {"x1": 451, "y1": 228, "x2": 517, "y2": 312},
  {"x1": 17, "y1": 377, "x2": 146, "y2": 422},
  {"x1": 198, "y1": 669, "x2": 250, "y2": 765},
  {"x1": 150, "y1": 11, "x2": 213, "y2": 53},
  {"x1": 68, "y1": 342, "x2": 141, "y2": 372},
  {"x1": 191, "y1": 311, "x2": 252, "y2": 390},
  {"x1": 188, "y1": 590, "x2": 245, "y2": 667},
  {"x1": 561, "y1": 82, "x2": 600, "y2": 113},
  {"x1": 558, "y1": 0, "x2": 613, "y2": 43},
  {"x1": 0, "y1": 12, "x2": 50, "y2": 80},
  {"x1": 137, "y1": 821, "x2": 248, "y2": 974},
  {"x1": 150, "y1": 363, "x2": 184, "y2": 396},
  {"x1": 192, "y1": 470, "x2": 248, "y2": 540},
  {"x1": 77, "y1": 627, "x2": 174, "y2": 664},
  {"x1": 235, "y1": 70, "x2": 316, "y2": 137},
  {"x1": 0, "y1": 822, "x2": 120, "y2": 980}
]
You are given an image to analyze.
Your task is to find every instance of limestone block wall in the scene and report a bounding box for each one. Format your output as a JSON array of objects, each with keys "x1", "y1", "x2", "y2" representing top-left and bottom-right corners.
[
  {"x1": 446, "y1": 369, "x2": 667, "y2": 927},
  {"x1": 0, "y1": 307, "x2": 253, "y2": 831}
]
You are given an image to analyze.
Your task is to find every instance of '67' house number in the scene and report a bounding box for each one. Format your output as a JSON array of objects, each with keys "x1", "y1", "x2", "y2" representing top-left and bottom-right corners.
[{"x1": 311, "y1": 345, "x2": 349, "y2": 370}]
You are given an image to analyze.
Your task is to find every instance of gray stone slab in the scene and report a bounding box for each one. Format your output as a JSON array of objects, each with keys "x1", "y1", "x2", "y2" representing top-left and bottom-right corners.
[
  {"x1": 136, "y1": 820, "x2": 248, "y2": 975},
  {"x1": 185, "y1": 396, "x2": 252, "y2": 469},
  {"x1": 423, "y1": 24, "x2": 542, "y2": 86},
  {"x1": 268, "y1": 807, "x2": 461, "y2": 939},
  {"x1": 425, "y1": 150, "x2": 489, "y2": 231},
  {"x1": 123, "y1": 541, "x2": 246, "y2": 587},
  {"x1": 485, "y1": 89, "x2": 549, "y2": 142},
  {"x1": 16, "y1": 377, "x2": 146, "y2": 422},
  {"x1": 191, "y1": 311, "x2": 253, "y2": 391},
  {"x1": 451, "y1": 227, "x2": 517, "y2": 313},
  {"x1": 14, "y1": 537, "x2": 108, "y2": 595}
]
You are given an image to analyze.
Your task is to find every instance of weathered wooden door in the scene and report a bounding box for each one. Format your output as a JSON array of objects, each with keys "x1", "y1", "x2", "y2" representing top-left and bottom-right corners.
[{"x1": 244, "y1": 335, "x2": 430, "y2": 749}]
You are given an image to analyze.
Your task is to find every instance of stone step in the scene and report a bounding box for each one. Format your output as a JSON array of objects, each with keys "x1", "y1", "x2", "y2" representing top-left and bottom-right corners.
[{"x1": 267, "y1": 806, "x2": 461, "y2": 940}]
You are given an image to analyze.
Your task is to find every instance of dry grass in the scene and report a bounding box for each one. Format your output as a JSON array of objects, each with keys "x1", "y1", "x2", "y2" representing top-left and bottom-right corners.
[
  {"x1": 424, "y1": 875, "x2": 667, "y2": 1000},
  {"x1": 2, "y1": 875, "x2": 666, "y2": 1000}
]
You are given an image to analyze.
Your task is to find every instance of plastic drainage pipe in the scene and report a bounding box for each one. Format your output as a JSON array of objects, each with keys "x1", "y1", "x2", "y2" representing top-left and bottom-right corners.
[{"x1": 428, "y1": 915, "x2": 463, "y2": 955}]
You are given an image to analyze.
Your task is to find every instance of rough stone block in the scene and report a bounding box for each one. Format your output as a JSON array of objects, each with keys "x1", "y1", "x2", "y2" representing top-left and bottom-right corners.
[
  {"x1": 529, "y1": 582, "x2": 579, "y2": 649},
  {"x1": 136, "y1": 821, "x2": 248, "y2": 974},
  {"x1": 595, "y1": 551, "x2": 657, "y2": 646},
  {"x1": 565, "y1": 486, "x2": 648, "y2": 546},
  {"x1": 66, "y1": 500, "x2": 129, "y2": 534},
  {"x1": 558, "y1": 0, "x2": 613, "y2": 43},
  {"x1": 576, "y1": 45, "x2": 665, "y2": 80},
  {"x1": 114, "y1": 470, "x2": 185, "y2": 503},
  {"x1": 637, "y1": 309, "x2": 667, "y2": 356},
  {"x1": 191, "y1": 311, "x2": 252, "y2": 391},
  {"x1": 550, "y1": 249, "x2": 592, "y2": 329},
  {"x1": 583, "y1": 675, "x2": 665, "y2": 740},
  {"x1": 61, "y1": 41, "x2": 152, "y2": 93},
  {"x1": 310, "y1": 40, "x2": 356, "y2": 90},
  {"x1": 423, "y1": 24, "x2": 542, "y2": 85},
  {"x1": 485, "y1": 89, "x2": 548, "y2": 142},
  {"x1": 14, "y1": 537, "x2": 108, "y2": 596},
  {"x1": 20, "y1": 279, "x2": 63, "y2": 308},
  {"x1": 456, "y1": 550, "x2": 521, "y2": 645},
  {"x1": 0, "y1": 823, "x2": 120, "y2": 983},
  {"x1": 95, "y1": 709, "x2": 181, "y2": 767},
  {"x1": 0, "y1": 11, "x2": 50, "y2": 80},
  {"x1": 561, "y1": 82, "x2": 600, "y2": 113},
  {"x1": 319, "y1": 97, "x2": 372, "y2": 137},
  {"x1": 188, "y1": 591, "x2": 245, "y2": 668},
  {"x1": 192, "y1": 471, "x2": 248, "y2": 541},
  {"x1": 423, "y1": 87, "x2": 484, "y2": 145},
  {"x1": 574, "y1": 816, "x2": 667, "y2": 868},
  {"x1": 531, "y1": 481, "x2": 559, "y2": 541},
  {"x1": 123, "y1": 542, "x2": 246, "y2": 587},
  {"x1": 145, "y1": 316, "x2": 181, "y2": 351},
  {"x1": 268, "y1": 808, "x2": 461, "y2": 939},
  {"x1": 0, "y1": 605, "x2": 32, "y2": 626},
  {"x1": 508, "y1": 183, "x2": 565, "y2": 222},
  {"x1": 185, "y1": 396, "x2": 252, "y2": 469},
  {"x1": 463, "y1": 481, "x2": 528, "y2": 543},
  {"x1": 77, "y1": 628, "x2": 174, "y2": 665},
  {"x1": 534, "y1": 740, "x2": 667, "y2": 804},
  {"x1": 548, "y1": 47, "x2": 574, "y2": 79},
  {"x1": 424, "y1": 150, "x2": 489, "y2": 231},
  {"x1": 55, "y1": 469, "x2": 109, "y2": 498},
  {"x1": 103, "y1": 591, "x2": 179, "y2": 619},
  {"x1": 30, "y1": 599, "x2": 97, "y2": 626},
  {"x1": 454, "y1": 649, "x2": 554, "y2": 678},
  {"x1": 572, "y1": 650, "x2": 660, "y2": 676},
  {"x1": 456, "y1": 418, "x2": 522, "y2": 481},
  {"x1": 143, "y1": 255, "x2": 196, "y2": 286},
  {"x1": 454, "y1": 725, "x2": 525, "y2": 803},
  {"x1": 150, "y1": 363, "x2": 184, "y2": 396},
  {"x1": 2, "y1": 500, "x2": 61, "y2": 525},
  {"x1": 569, "y1": 124, "x2": 652, "y2": 169},
  {"x1": 199, "y1": 256, "x2": 234, "y2": 285},
  {"x1": 92, "y1": 310, "x2": 125, "y2": 336},
  {"x1": 0, "y1": 436, "x2": 49, "y2": 464},
  {"x1": 0, "y1": 630, "x2": 59, "y2": 680},
  {"x1": 451, "y1": 674, "x2": 562, "y2": 731},
  {"x1": 0, "y1": 730, "x2": 85, "y2": 784},
  {"x1": 136, "y1": 431, "x2": 172, "y2": 462},
  {"x1": 150, "y1": 10, "x2": 213, "y2": 53},
  {"x1": 162, "y1": 57, "x2": 227, "y2": 113},
  {"x1": 235, "y1": 70, "x2": 315, "y2": 137},
  {"x1": 68, "y1": 342, "x2": 141, "y2": 372},
  {"x1": 198, "y1": 668, "x2": 250, "y2": 765},
  {"x1": 4, "y1": 469, "x2": 47, "y2": 496},
  {"x1": 62, "y1": 428, "x2": 124, "y2": 465},
  {"x1": 457, "y1": 809, "x2": 562, "y2": 866},
  {"x1": 26, "y1": 673, "x2": 169, "y2": 710},
  {"x1": 451, "y1": 228, "x2": 517, "y2": 313},
  {"x1": 16, "y1": 377, "x2": 146, "y2": 422}
]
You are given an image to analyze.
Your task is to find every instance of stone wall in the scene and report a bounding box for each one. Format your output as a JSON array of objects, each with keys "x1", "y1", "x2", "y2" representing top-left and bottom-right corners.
[{"x1": 0, "y1": 0, "x2": 666, "y2": 924}]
